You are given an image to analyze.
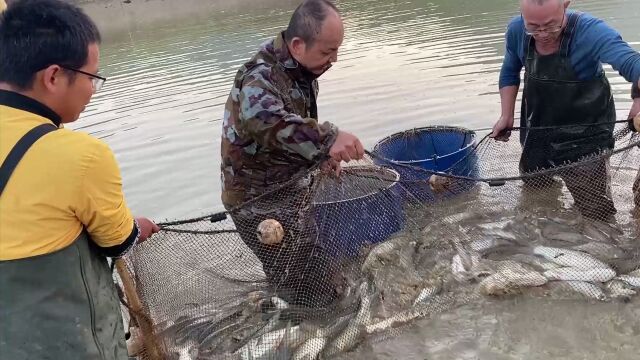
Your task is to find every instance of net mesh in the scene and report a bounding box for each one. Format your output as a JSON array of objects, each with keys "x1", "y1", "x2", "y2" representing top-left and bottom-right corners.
[{"x1": 118, "y1": 125, "x2": 640, "y2": 360}]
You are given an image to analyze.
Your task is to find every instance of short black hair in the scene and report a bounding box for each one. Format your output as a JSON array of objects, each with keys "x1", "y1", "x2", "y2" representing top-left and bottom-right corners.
[
  {"x1": 284, "y1": 0, "x2": 339, "y2": 46},
  {"x1": 0, "y1": 0, "x2": 101, "y2": 90}
]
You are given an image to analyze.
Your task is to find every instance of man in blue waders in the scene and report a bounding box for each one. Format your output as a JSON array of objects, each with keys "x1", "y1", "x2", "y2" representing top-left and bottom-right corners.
[
  {"x1": 0, "y1": 1, "x2": 160, "y2": 358},
  {"x1": 491, "y1": 0, "x2": 640, "y2": 220}
]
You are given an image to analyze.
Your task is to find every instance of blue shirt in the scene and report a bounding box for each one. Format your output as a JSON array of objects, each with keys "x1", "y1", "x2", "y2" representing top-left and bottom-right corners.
[{"x1": 499, "y1": 11, "x2": 640, "y2": 89}]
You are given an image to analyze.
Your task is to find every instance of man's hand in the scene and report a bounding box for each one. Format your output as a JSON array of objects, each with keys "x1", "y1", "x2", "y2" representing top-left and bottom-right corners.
[
  {"x1": 321, "y1": 158, "x2": 342, "y2": 177},
  {"x1": 135, "y1": 217, "x2": 160, "y2": 243},
  {"x1": 628, "y1": 97, "x2": 640, "y2": 129},
  {"x1": 634, "y1": 113, "x2": 640, "y2": 133},
  {"x1": 329, "y1": 131, "x2": 364, "y2": 163},
  {"x1": 490, "y1": 115, "x2": 514, "y2": 142}
]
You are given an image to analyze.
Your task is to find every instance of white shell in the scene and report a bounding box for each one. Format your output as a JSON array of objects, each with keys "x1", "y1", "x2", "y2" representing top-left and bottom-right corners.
[{"x1": 256, "y1": 219, "x2": 284, "y2": 245}]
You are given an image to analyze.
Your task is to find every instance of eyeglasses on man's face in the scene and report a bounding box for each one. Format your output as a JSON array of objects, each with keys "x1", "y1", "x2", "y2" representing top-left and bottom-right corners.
[
  {"x1": 59, "y1": 65, "x2": 107, "y2": 92},
  {"x1": 522, "y1": 11, "x2": 566, "y2": 37}
]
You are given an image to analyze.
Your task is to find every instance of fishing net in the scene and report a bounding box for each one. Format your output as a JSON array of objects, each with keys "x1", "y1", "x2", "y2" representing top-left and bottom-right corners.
[{"x1": 117, "y1": 124, "x2": 640, "y2": 360}]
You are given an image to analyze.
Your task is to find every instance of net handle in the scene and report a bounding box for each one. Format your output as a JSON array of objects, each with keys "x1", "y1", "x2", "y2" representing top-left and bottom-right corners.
[{"x1": 115, "y1": 259, "x2": 165, "y2": 360}]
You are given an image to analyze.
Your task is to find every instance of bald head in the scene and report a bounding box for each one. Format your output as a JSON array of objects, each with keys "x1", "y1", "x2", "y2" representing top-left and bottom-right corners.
[{"x1": 285, "y1": 0, "x2": 343, "y2": 75}]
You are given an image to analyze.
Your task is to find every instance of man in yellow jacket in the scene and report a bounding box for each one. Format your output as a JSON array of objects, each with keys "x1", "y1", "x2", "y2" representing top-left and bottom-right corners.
[
  {"x1": 0, "y1": 1, "x2": 6, "y2": 13},
  {"x1": 0, "y1": 0, "x2": 159, "y2": 358}
]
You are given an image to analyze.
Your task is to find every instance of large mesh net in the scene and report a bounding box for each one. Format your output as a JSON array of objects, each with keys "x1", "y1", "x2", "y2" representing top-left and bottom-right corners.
[{"x1": 118, "y1": 124, "x2": 640, "y2": 360}]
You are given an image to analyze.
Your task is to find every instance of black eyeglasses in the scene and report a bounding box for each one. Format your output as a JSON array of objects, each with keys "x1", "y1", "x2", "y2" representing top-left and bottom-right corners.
[{"x1": 59, "y1": 65, "x2": 107, "y2": 92}]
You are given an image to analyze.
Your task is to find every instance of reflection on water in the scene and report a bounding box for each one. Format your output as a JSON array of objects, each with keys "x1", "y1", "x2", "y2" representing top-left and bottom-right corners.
[
  {"x1": 73, "y1": 0, "x2": 640, "y2": 358},
  {"x1": 74, "y1": 0, "x2": 640, "y2": 221}
]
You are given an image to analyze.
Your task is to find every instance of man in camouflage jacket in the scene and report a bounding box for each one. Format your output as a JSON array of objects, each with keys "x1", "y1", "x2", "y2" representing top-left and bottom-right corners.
[{"x1": 220, "y1": 0, "x2": 364, "y2": 308}]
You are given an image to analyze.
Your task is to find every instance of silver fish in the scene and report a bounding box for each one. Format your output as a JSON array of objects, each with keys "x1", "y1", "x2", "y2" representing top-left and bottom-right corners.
[
  {"x1": 570, "y1": 242, "x2": 627, "y2": 261},
  {"x1": 365, "y1": 309, "x2": 420, "y2": 334},
  {"x1": 546, "y1": 214, "x2": 583, "y2": 227},
  {"x1": 543, "y1": 231, "x2": 586, "y2": 244},
  {"x1": 451, "y1": 253, "x2": 489, "y2": 282},
  {"x1": 271, "y1": 296, "x2": 289, "y2": 311},
  {"x1": 543, "y1": 267, "x2": 616, "y2": 283},
  {"x1": 607, "y1": 257, "x2": 640, "y2": 275},
  {"x1": 322, "y1": 282, "x2": 374, "y2": 357},
  {"x1": 237, "y1": 325, "x2": 303, "y2": 360},
  {"x1": 510, "y1": 254, "x2": 563, "y2": 272},
  {"x1": 481, "y1": 228, "x2": 518, "y2": 242},
  {"x1": 413, "y1": 281, "x2": 442, "y2": 306},
  {"x1": 533, "y1": 246, "x2": 609, "y2": 270},
  {"x1": 582, "y1": 223, "x2": 615, "y2": 243},
  {"x1": 291, "y1": 337, "x2": 326, "y2": 360},
  {"x1": 478, "y1": 261, "x2": 547, "y2": 296},
  {"x1": 469, "y1": 237, "x2": 514, "y2": 254},
  {"x1": 563, "y1": 281, "x2": 608, "y2": 301},
  {"x1": 584, "y1": 220, "x2": 624, "y2": 239},
  {"x1": 616, "y1": 275, "x2": 640, "y2": 288},
  {"x1": 361, "y1": 236, "x2": 407, "y2": 273},
  {"x1": 252, "y1": 311, "x2": 282, "y2": 347},
  {"x1": 628, "y1": 269, "x2": 640, "y2": 277},
  {"x1": 606, "y1": 279, "x2": 637, "y2": 299},
  {"x1": 541, "y1": 223, "x2": 586, "y2": 243}
]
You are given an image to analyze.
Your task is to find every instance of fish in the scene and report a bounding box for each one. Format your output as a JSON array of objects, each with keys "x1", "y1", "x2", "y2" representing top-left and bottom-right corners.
[
  {"x1": 450, "y1": 253, "x2": 492, "y2": 282},
  {"x1": 570, "y1": 242, "x2": 628, "y2": 261},
  {"x1": 236, "y1": 325, "x2": 303, "y2": 360},
  {"x1": 365, "y1": 308, "x2": 421, "y2": 334},
  {"x1": 541, "y1": 223, "x2": 586, "y2": 244},
  {"x1": 510, "y1": 254, "x2": 563, "y2": 272},
  {"x1": 480, "y1": 228, "x2": 518, "y2": 242},
  {"x1": 478, "y1": 261, "x2": 547, "y2": 296},
  {"x1": 543, "y1": 267, "x2": 616, "y2": 283},
  {"x1": 469, "y1": 237, "x2": 517, "y2": 254},
  {"x1": 606, "y1": 279, "x2": 637, "y2": 299},
  {"x1": 543, "y1": 231, "x2": 586, "y2": 244},
  {"x1": 582, "y1": 223, "x2": 616, "y2": 243},
  {"x1": 532, "y1": 246, "x2": 610, "y2": 270},
  {"x1": 606, "y1": 257, "x2": 640, "y2": 275},
  {"x1": 413, "y1": 281, "x2": 442, "y2": 306},
  {"x1": 616, "y1": 275, "x2": 640, "y2": 288},
  {"x1": 291, "y1": 337, "x2": 327, "y2": 360},
  {"x1": 271, "y1": 296, "x2": 289, "y2": 311},
  {"x1": 361, "y1": 236, "x2": 407, "y2": 273},
  {"x1": 584, "y1": 220, "x2": 624, "y2": 239},
  {"x1": 450, "y1": 235, "x2": 495, "y2": 282},
  {"x1": 302, "y1": 313, "x2": 353, "y2": 340},
  {"x1": 322, "y1": 282, "x2": 374, "y2": 357},
  {"x1": 628, "y1": 269, "x2": 640, "y2": 277},
  {"x1": 563, "y1": 281, "x2": 608, "y2": 301},
  {"x1": 235, "y1": 311, "x2": 281, "y2": 351},
  {"x1": 175, "y1": 339, "x2": 199, "y2": 360},
  {"x1": 546, "y1": 214, "x2": 583, "y2": 227}
]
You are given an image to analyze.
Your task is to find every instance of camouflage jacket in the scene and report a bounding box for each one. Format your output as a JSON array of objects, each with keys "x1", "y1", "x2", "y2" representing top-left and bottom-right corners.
[{"x1": 220, "y1": 32, "x2": 338, "y2": 208}]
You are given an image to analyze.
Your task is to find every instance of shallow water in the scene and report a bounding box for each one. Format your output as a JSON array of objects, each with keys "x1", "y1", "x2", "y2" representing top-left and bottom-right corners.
[{"x1": 75, "y1": 0, "x2": 640, "y2": 220}]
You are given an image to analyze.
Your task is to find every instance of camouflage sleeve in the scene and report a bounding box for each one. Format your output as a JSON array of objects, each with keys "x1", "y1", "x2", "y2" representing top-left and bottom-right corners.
[{"x1": 237, "y1": 67, "x2": 338, "y2": 161}]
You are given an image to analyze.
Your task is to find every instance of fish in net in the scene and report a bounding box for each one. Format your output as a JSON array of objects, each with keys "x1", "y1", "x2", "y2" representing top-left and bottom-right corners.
[{"x1": 118, "y1": 124, "x2": 640, "y2": 360}]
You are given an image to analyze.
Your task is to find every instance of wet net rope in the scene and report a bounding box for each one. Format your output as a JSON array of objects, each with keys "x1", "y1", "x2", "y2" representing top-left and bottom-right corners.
[{"x1": 117, "y1": 123, "x2": 640, "y2": 360}]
